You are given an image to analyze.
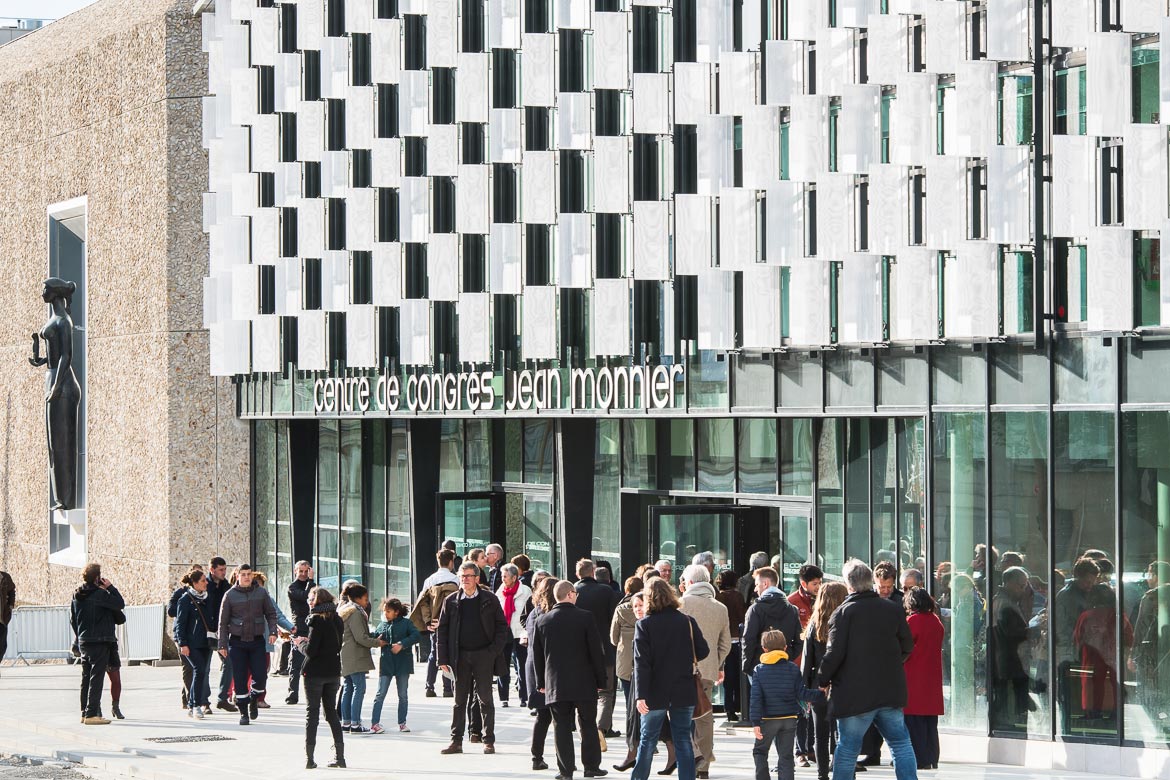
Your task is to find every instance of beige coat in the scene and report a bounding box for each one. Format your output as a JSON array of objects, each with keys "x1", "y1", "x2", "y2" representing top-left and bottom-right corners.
[
  {"x1": 339, "y1": 602, "x2": 379, "y2": 676},
  {"x1": 679, "y1": 581, "x2": 732, "y2": 684},
  {"x1": 610, "y1": 598, "x2": 638, "y2": 680}
]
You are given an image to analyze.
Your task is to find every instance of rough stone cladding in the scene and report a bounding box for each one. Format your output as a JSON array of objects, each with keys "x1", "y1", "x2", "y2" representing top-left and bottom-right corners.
[{"x1": 0, "y1": 0, "x2": 249, "y2": 606}]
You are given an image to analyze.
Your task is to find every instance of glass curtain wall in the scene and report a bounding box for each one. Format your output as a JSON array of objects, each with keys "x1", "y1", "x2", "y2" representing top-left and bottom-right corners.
[{"x1": 592, "y1": 420, "x2": 622, "y2": 573}]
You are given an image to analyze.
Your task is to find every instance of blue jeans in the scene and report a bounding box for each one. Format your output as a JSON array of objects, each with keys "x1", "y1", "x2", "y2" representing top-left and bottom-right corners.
[
  {"x1": 632, "y1": 706, "x2": 696, "y2": 780},
  {"x1": 184, "y1": 648, "x2": 212, "y2": 707},
  {"x1": 340, "y1": 672, "x2": 368, "y2": 725},
  {"x1": 371, "y1": 673, "x2": 410, "y2": 726},
  {"x1": 833, "y1": 707, "x2": 918, "y2": 780}
]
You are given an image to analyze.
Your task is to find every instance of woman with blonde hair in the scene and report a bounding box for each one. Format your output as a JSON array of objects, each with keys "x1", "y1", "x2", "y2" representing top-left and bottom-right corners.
[{"x1": 801, "y1": 581, "x2": 848, "y2": 780}]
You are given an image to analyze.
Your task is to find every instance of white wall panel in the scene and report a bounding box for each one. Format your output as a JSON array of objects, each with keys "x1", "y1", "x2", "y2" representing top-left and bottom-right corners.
[
  {"x1": 675, "y1": 195, "x2": 714, "y2": 274},
  {"x1": 925, "y1": 1, "x2": 965, "y2": 74},
  {"x1": 988, "y1": 144, "x2": 1031, "y2": 244},
  {"x1": 986, "y1": 0, "x2": 1030, "y2": 62},
  {"x1": 838, "y1": 84, "x2": 880, "y2": 174},
  {"x1": 491, "y1": 108, "x2": 524, "y2": 162},
  {"x1": 346, "y1": 188, "x2": 375, "y2": 251},
  {"x1": 954, "y1": 61, "x2": 998, "y2": 158},
  {"x1": 594, "y1": 136, "x2": 632, "y2": 214},
  {"x1": 399, "y1": 71, "x2": 430, "y2": 136},
  {"x1": 371, "y1": 138, "x2": 402, "y2": 187},
  {"x1": 558, "y1": 213, "x2": 594, "y2": 288},
  {"x1": 429, "y1": 234, "x2": 460, "y2": 301},
  {"x1": 489, "y1": 0, "x2": 522, "y2": 49},
  {"x1": 892, "y1": 73, "x2": 934, "y2": 166},
  {"x1": 816, "y1": 173, "x2": 855, "y2": 260},
  {"x1": 786, "y1": 0, "x2": 824, "y2": 40},
  {"x1": 719, "y1": 188, "x2": 759, "y2": 270},
  {"x1": 675, "y1": 63, "x2": 713, "y2": 124},
  {"x1": 765, "y1": 182, "x2": 806, "y2": 264},
  {"x1": 594, "y1": 12, "x2": 630, "y2": 90},
  {"x1": 521, "y1": 34, "x2": 556, "y2": 107},
  {"x1": 522, "y1": 285, "x2": 557, "y2": 360},
  {"x1": 633, "y1": 73, "x2": 671, "y2": 134},
  {"x1": 399, "y1": 299, "x2": 432, "y2": 366},
  {"x1": 557, "y1": 93, "x2": 593, "y2": 150},
  {"x1": 490, "y1": 224, "x2": 523, "y2": 293},
  {"x1": 741, "y1": 106, "x2": 782, "y2": 189},
  {"x1": 346, "y1": 304, "x2": 377, "y2": 369},
  {"x1": 320, "y1": 37, "x2": 349, "y2": 100},
  {"x1": 945, "y1": 242, "x2": 1000, "y2": 338},
  {"x1": 697, "y1": 114, "x2": 735, "y2": 194},
  {"x1": 1052, "y1": 0, "x2": 1091, "y2": 47},
  {"x1": 372, "y1": 19, "x2": 402, "y2": 84},
  {"x1": 764, "y1": 40, "x2": 804, "y2": 106},
  {"x1": 297, "y1": 311, "x2": 327, "y2": 372},
  {"x1": 427, "y1": 0, "x2": 458, "y2": 66},
  {"x1": 456, "y1": 53, "x2": 490, "y2": 123},
  {"x1": 634, "y1": 201, "x2": 671, "y2": 280},
  {"x1": 788, "y1": 95, "x2": 829, "y2": 182},
  {"x1": 892, "y1": 248, "x2": 938, "y2": 341},
  {"x1": 741, "y1": 265, "x2": 783, "y2": 349},
  {"x1": 1088, "y1": 33, "x2": 1134, "y2": 138},
  {"x1": 522, "y1": 150, "x2": 558, "y2": 224},
  {"x1": 838, "y1": 254, "x2": 883, "y2": 343},
  {"x1": 816, "y1": 28, "x2": 855, "y2": 97},
  {"x1": 867, "y1": 13, "x2": 909, "y2": 85},
  {"x1": 1051, "y1": 135, "x2": 1094, "y2": 238},
  {"x1": 1122, "y1": 0, "x2": 1161, "y2": 32},
  {"x1": 697, "y1": 269, "x2": 735, "y2": 350},
  {"x1": 372, "y1": 243, "x2": 402, "y2": 305},
  {"x1": 696, "y1": 0, "x2": 734, "y2": 61},
  {"x1": 456, "y1": 164, "x2": 490, "y2": 234},
  {"x1": 1124, "y1": 123, "x2": 1168, "y2": 230},
  {"x1": 428, "y1": 124, "x2": 459, "y2": 177},
  {"x1": 719, "y1": 52, "x2": 759, "y2": 115},
  {"x1": 926, "y1": 156, "x2": 966, "y2": 250},
  {"x1": 399, "y1": 176, "x2": 430, "y2": 242},
  {"x1": 787, "y1": 262, "x2": 831, "y2": 345},
  {"x1": 557, "y1": 0, "x2": 591, "y2": 29},
  {"x1": 592, "y1": 279, "x2": 630, "y2": 356},
  {"x1": 458, "y1": 293, "x2": 492, "y2": 364},
  {"x1": 1087, "y1": 227, "x2": 1134, "y2": 331}
]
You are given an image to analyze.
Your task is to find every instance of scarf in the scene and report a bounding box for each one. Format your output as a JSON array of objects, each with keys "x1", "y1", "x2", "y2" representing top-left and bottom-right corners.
[
  {"x1": 502, "y1": 581, "x2": 520, "y2": 624},
  {"x1": 187, "y1": 586, "x2": 208, "y2": 601}
]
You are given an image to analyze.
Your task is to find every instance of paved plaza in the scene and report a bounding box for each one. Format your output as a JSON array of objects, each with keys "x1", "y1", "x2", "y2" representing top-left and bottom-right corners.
[{"x1": 0, "y1": 663, "x2": 1148, "y2": 780}]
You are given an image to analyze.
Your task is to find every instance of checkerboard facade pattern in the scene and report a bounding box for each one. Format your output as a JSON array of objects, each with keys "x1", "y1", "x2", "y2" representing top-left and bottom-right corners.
[{"x1": 202, "y1": 0, "x2": 1170, "y2": 378}]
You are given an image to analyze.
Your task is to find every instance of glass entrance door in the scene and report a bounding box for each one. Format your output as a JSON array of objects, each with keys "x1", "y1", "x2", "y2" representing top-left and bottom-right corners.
[
  {"x1": 436, "y1": 491, "x2": 501, "y2": 552},
  {"x1": 505, "y1": 490, "x2": 557, "y2": 574}
]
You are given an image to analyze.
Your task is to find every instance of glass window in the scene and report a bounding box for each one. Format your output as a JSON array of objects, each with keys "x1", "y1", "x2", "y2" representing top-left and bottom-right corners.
[
  {"x1": 1002, "y1": 251, "x2": 1034, "y2": 336},
  {"x1": 872, "y1": 419, "x2": 898, "y2": 564},
  {"x1": 780, "y1": 418, "x2": 815, "y2": 496},
  {"x1": 523, "y1": 419, "x2": 554, "y2": 484},
  {"x1": 1054, "y1": 410, "x2": 1118, "y2": 740},
  {"x1": 998, "y1": 73, "x2": 1033, "y2": 146},
  {"x1": 254, "y1": 422, "x2": 277, "y2": 582},
  {"x1": 503, "y1": 419, "x2": 523, "y2": 482},
  {"x1": 367, "y1": 421, "x2": 387, "y2": 532},
  {"x1": 843, "y1": 419, "x2": 871, "y2": 563},
  {"x1": 340, "y1": 421, "x2": 363, "y2": 582},
  {"x1": 826, "y1": 351, "x2": 874, "y2": 409},
  {"x1": 988, "y1": 412, "x2": 1049, "y2": 737},
  {"x1": 275, "y1": 421, "x2": 292, "y2": 612},
  {"x1": 1125, "y1": 338, "x2": 1170, "y2": 404},
  {"x1": 817, "y1": 419, "x2": 846, "y2": 575},
  {"x1": 1135, "y1": 235, "x2": 1160, "y2": 328},
  {"x1": 317, "y1": 421, "x2": 340, "y2": 586},
  {"x1": 697, "y1": 418, "x2": 735, "y2": 492},
  {"x1": 687, "y1": 350, "x2": 730, "y2": 409},
  {"x1": 465, "y1": 419, "x2": 492, "y2": 490},
  {"x1": 1054, "y1": 337, "x2": 1116, "y2": 406},
  {"x1": 991, "y1": 343, "x2": 1049, "y2": 406},
  {"x1": 898, "y1": 417, "x2": 927, "y2": 571},
  {"x1": 388, "y1": 421, "x2": 411, "y2": 535},
  {"x1": 1120, "y1": 411, "x2": 1170, "y2": 744},
  {"x1": 1132, "y1": 44, "x2": 1160, "y2": 124},
  {"x1": 622, "y1": 419, "x2": 657, "y2": 489},
  {"x1": 738, "y1": 419, "x2": 778, "y2": 494},
  {"x1": 733, "y1": 354, "x2": 776, "y2": 409},
  {"x1": 932, "y1": 348, "x2": 986, "y2": 406},
  {"x1": 1054, "y1": 66, "x2": 1087, "y2": 136},
  {"x1": 592, "y1": 421, "x2": 622, "y2": 575},
  {"x1": 438, "y1": 419, "x2": 465, "y2": 492},
  {"x1": 877, "y1": 348, "x2": 929, "y2": 408},
  {"x1": 669, "y1": 419, "x2": 695, "y2": 491},
  {"x1": 932, "y1": 412, "x2": 989, "y2": 732},
  {"x1": 778, "y1": 352, "x2": 822, "y2": 410}
]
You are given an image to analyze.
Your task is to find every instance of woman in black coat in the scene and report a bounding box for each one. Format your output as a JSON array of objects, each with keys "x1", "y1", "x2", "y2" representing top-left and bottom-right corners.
[
  {"x1": 631, "y1": 578, "x2": 709, "y2": 780},
  {"x1": 298, "y1": 587, "x2": 345, "y2": 769},
  {"x1": 523, "y1": 575, "x2": 556, "y2": 771}
]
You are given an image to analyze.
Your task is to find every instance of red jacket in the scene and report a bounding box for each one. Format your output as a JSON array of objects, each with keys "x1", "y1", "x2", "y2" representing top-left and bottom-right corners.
[
  {"x1": 903, "y1": 611, "x2": 944, "y2": 716},
  {"x1": 788, "y1": 588, "x2": 815, "y2": 630}
]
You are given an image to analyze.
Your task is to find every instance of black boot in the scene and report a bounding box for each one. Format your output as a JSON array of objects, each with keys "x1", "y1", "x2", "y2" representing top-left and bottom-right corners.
[
  {"x1": 306, "y1": 741, "x2": 317, "y2": 769},
  {"x1": 111, "y1": 702, "x2": 125, "y2": 720},
  {"x1": 249, "y1": 699, "x2": 259, "y2": 720},
  {"x1": 328, "y1": 749, "x2": 346, "y2": 769}
]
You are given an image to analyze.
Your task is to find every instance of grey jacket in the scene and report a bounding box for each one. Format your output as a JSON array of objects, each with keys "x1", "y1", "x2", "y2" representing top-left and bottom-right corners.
[
  {"x1": 217, "y1": 583, "x2": 278, "y2": 650},
  {"x1": 339, "y1": 601, "x2": 380, "y2": 676},
  {"x1": 680, "y1": 581, "x2": 732, "y2": 684}
]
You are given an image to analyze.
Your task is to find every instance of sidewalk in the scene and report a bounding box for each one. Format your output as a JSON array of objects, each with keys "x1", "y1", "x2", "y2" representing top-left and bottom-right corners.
[{"x1": 0, "y1": 662, "x2": 1147, "y2": 779}]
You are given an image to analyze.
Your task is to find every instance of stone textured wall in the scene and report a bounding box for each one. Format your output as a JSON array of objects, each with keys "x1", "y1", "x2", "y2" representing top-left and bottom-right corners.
[{"x1": 0, "y1": 0, "x2": 250, "y2": 606}]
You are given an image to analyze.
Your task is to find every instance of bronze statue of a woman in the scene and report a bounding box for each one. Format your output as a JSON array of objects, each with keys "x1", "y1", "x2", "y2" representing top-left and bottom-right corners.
[{"x1": 29, "y1": 278, "x2": 81, "y2": 511}]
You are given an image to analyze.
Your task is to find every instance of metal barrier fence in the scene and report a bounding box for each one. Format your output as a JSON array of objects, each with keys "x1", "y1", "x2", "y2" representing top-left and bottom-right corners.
[{"x1": 6, "y1": 603, "x2": 165, "y2": 664}]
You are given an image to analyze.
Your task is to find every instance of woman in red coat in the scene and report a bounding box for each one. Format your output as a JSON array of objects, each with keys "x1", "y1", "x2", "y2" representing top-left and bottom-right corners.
[{"x1": 903, "y1": 588, "x2": 944, "y2": 771}]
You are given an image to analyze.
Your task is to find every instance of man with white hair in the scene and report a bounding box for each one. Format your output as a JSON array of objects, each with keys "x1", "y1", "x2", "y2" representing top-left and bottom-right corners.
[
  {"x1": 679, "y1": 564, "x2": 731, "y2": 780},
  {"x1": 817, "y1": 559, "x2": 917, "y2": 780},
  {"x1": 485, "y1": 543, "x2": 505, "y2": 592},
  {"x1": 739, "y1": 552, "x2": 770, "y2": 604},
  {"x1": 691, "y1": 551, "x2": 715, "y2": 577},
  {"x1": 654, "y1": 559, "x2": 673, "y2": 584}
]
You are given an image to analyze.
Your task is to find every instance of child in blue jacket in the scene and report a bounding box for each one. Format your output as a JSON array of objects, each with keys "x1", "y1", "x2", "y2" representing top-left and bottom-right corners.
[
  {"x1": 369, "y1": 597, "x2": 421, "y2": 733},
  {"x1": 750, "y1": 629, "x2": 826, "y2": 780}
]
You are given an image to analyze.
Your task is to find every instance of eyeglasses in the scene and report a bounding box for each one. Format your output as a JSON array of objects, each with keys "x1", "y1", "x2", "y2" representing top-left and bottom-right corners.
[{"x1": 460, "y1": 574, "x2": 478, "y2": 579}]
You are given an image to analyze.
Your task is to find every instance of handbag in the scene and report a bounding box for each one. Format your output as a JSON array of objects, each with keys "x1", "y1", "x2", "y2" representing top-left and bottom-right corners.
[{"x1": 689, "y1": 618, "x2": 712, "y2": 718}]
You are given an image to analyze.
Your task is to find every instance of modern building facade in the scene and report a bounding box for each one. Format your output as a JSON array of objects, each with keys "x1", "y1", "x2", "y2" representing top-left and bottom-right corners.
[
  {"x1": 197, "y1": 0, "x2": 1170, "y2": 770},
  {"x1": 0, "y1": 0, "x2": 249, "y2": 606}
]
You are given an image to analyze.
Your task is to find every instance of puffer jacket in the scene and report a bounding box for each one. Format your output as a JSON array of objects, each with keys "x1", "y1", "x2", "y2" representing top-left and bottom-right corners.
[
  {"x1": 303, "y1": 603, "x2": 344, "y2": 679},
  {"x1": 217, "y1": 582, "x2": 278, "y2": 650},
  {"x1": 742, "y1": 589, "x2": 803, "y2": 675},
  {"x1": 70, "y1": 584, "x2": 125, "y2": 645},
  {"x1": 339, "y1": 601, "x2": 380, "y2": 676},
  {"x1": 373, "y1": 616, "x2": 422, "y2": 677},
  {"x1": 679, "y1": 581, "x2": 732, "y2": 684},
  {"x1": 610, "y1": 596, "x2": 638, "y2": 681},
  {"x1": 749, "y1": 649, "x2": 825, "y2": 724}
]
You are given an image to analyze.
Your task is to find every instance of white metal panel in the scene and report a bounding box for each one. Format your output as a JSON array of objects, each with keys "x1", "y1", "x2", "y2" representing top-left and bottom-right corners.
[
  {"x1": 320, "y1": 150, "x2": 349, "y2": 199},
  {"x1": 892, "y1": 73, "x2": 934, "y2": 166},
  {"x1": 490, "y1": 223, "x2": 523, "y2": 293},
  {"x1": 428, "y1": 123, "x2": 459, "y2": 177},
  {"x1": 696, "y1": 0, "x2": 734, "y2": 61},
  {"x1": 276, "y1": 257, "x2": 302, "y2": 315},
  {"x1": 764, "y1": 40, "x2": 805, "y2": 105},
  {"x1": 838, "y1": 254, "x2": 883, "y2": 343},
  {"x1": 592, "y1": 278, "x2": 631, "y2": 356},
  {"x1": 838, "y1": 0, "x2": 878, "y2": 27},
  {"x1": 988, "y1": 144, "x2": 1032, "y2": 244},
  {"x1": 296, "y1": 0, "x2": 324, "y2": 50},
  {"x1": 231, "y1": 263, "x2": 259, "y2": 320},
  {"x1": 892, "y1": 248, "x2": 938, "y2": 341},
  {"x1": 372, "y1": 242, "x2": 402, "y2": 305},
  {"x1": 456, "y1": 53, "x2": 490, "y2": 123},
  {"x1": 594, "y1": 12, "x2": 630, "y2": 90},
  {"x1": 675, "y1": 62, "x2": 713, "y2": 124},
  {"x1": 1124, "y1": 123, "x2": 1168, "y2": 230},
  {"x1": 299, "y1": 198, "x2": 325, "y2": 257},
  {"x1": 1087, "y1": 227, "x2": 1134, "y2": 331},
  {"x1": 346, "y1": 304, "x2": 377, "y2": 368},
  {"x1": 594, "y1": 136, "x2": 632, "y2": 214},
  {"x1": 274, "y1": 53, "x2": 301, "y2": 113},
  {"x1": 1122, "y1": 0, "x2": 1161, "y2": 32},
  {"x1": 556, "y1": 0, "x2": 591, "y2": 28},
  {"x1": 741, "y1": 106, "x2": 782, "y2": 189},
  {"x1": 633, "y1": 201, "x2": 671, "y2": 280},
  {"x1": 1163, "y1": 18, "x2": 1170, "y2": 125},
  {"x1": 297, "y1": 100, "x2": 325, "y2": 162},
  {"x1": 489, "y1": 0, "x2": 522, "y2": 49},
  {"x1": 697, "y1": 268, "x2": 735, "y2": 350},
  {"x1": 866, "y1": 13, "x2": 909, "y2": 86},
  {"x1": 399, "y1": 70, "x2": 430, "y2": 136},
  {"x1": 399, "y1": 176, "x2": 430, "y2": 242},
  {"x1": 1162, "y1": 221, "x2": 1170, "y2": 326},
  {"x1": 557, "y1": 93, "x2": 593, "y2": 150},
  {"x1": 1052, "y1": 0, "x2": 1091, "y2": 48},
  {"x1": 925, "y1": 1, "x2": 965, "y2": 75},
  {"x1": 719, "y1": 188, "x2": 759, "y2": 271},
  {"x1": 345, "y1": 0, "x2": 373, "y2": 34},
  {"x1": 816, "y1": 173, "x2": 855, "y2": 260},
  {"x1": 399, "y1": 299, "x2": 432, "y2": 366},
  {"x1": 229, "y1": 67, "x2": 257, "y2": 126},
  {"x1": 321, "y1": 251, "x2": 350, "y2": 311},
  {"x1": 459, "y1": 292, "x2": 492, "y2": 364},
  {"x1": 346, "y1": 187, "x2": 375, "y2": 250},
  {"x1": 252, "y1": 209, "x2": 279, "y2": 266},
  {"x1": 719, "y1": 52, "x2": 758, "y2": 114},
  {"x1": 372, "y1": 137, "x2": 402, "y2": 187},
  {"x1": 765, "y1": 181, "x2": 806, "y2": 264},
  {"x1": 457, "y1": 164, "x2": 490, "y2": 234},
  {"x1": 372, "y1": 19, "x2": 402, "y2": 84},
  {"x1": 926, "y1": 156, "x2": 966, "y2": 250},
  {"x1": 633, "y1": 72, "x2": 671, "y2": 134},
  {"x1": 1051, "y1": 135, "x2": 1095, "y2": 238},
  {"x1": 838, "y1": 84, "x2": 880, "y2": 174},
  {"x1": 427, "y1": 0, "x2": 459, "y2": 66},
  {"x1": 250, "y1": 7, "x2": 278, "y2": 67},
  {"x1": 786, "y1": 0, "x2": 824, "y2": 40},
  {"x1": 787, "y1": 262, "x2": 831, "y2": 345},
  {"x1": 741, "y1": 265, "x2": 783, "y2": 349},
  {"x1": 522, "y1": 285, "x2": 557, "y2": 360},
  {"x1": 1087, "y1": 33, "x2": 1133, "y2": 138},
  {"x1": 521, "y1": 34, "x2": 556, "y2": 107},
  {"x1": 211, "y1": 318, "x2": 252, "y2": 376},
  {"x1": 675, "y1": 194, "x2": 714, "y2": 274},
  {"x1": 251, "y1": 114, "x2": 279, "y2": 173},
  {"x1": 522, "y1": 150, "x2": 557, "y2": 224},
  {"x1": 788, "y1": 95, "x2": 829, "y2": 182},
  {"x1": 320, "y1": 36, "x2": 349, "y2": 100},
  {"x1": 953, "y1": 60, "x2": 998, "y2": 158},
  {"x1": 297, "y1": 310, "x2": 328, "y2": 371},
  {"x1": 697, "y1": 114, "x2": 735, "y2": 194},
  {"x1": 986, "y1": 0, "x2": 1030, "y2": 62},
  {"x1": 252, "y1": 315, "x2": 281, "y2": 372},
  {"x1": 347, "y1": 86, "x2": 375, "y2": 150},
  {"x1": 491, "y1": 108, "x2": 523, "y2": 162},
  {"x1": 558, "y1": 213, "x2": 594, "y2": 288},
  {"x1": 816, "y1": 28, "x2": 855, "y2": 97},
  {"x1": 945, "y1": 242, "x2": 1000, "y2": 339},
  {"x1": 428, "y1": 234, "x2": 460, "y2": 301}
]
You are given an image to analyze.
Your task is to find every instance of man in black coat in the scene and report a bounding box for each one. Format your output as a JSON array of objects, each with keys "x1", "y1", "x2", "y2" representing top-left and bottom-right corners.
[
  {"x1": 817, "y1": 559, "x2": 917, "y2": 780},
  {"x1": 70, "y1": 563, "x2": 125, "y2": 724},
  {"x1": 860, "y1": 560, "x2": 906, "y2": 766},
  {"x1": 285, "y1": 560, "x2": 316, "y2": 704},
  {"x1": 205, "y1": 556, "x2": 237, "y2": 712},
  {"x1": 533, "y1": 579, "x2": 608, "y2": 780},
  {"x1": 437, "y1": 562, "x2": 510, "y2": 755},
  {"x1": 485, "y1": 543, "x2": 505, "y2": 592},
  {"x1": 741, "y1": 566, "x2": 802, "y2": 677},
  {"x1": 574, "y1": 558, "x2": 621, "y2": 737}
]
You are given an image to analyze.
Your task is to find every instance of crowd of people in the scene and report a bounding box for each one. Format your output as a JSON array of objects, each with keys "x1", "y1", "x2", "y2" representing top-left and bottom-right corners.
[{"x1": 57, "y1": 542, "x2": 1170, "y2": 780}]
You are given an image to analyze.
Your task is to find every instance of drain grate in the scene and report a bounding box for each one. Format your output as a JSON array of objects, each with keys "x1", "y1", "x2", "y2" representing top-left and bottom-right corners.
[{"x1": 143, "y1": 735, "x2": 237, "y2": 744}]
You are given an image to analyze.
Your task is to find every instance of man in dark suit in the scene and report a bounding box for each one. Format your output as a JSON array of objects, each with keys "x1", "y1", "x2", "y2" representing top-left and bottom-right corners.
[
  {"x1": 533, "y1": 579, "x2": 608, "y2": 780},
  {"x1": 574, "y1": 558, "x2": 622, "y2": 737}
]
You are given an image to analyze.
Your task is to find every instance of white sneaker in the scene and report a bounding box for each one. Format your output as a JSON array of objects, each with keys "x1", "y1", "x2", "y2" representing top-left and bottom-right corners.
[{"x1": 191, "y1": 707, "x2": 204, "y2": 720}]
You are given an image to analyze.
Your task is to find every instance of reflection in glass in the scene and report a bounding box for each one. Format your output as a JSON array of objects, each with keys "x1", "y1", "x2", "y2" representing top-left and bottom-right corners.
[
  {"x1": 844, "y1": 419, "x2": 870, "y2": 563},
  {"x1": 697, "y1": 418, "x2": 735, "y2": 492},
  {"x1": 657, "y1": 511, "x2": 734, "y2": 578},
  {"x1": 439, "y1": 419, "x2": 465, "y2": 492},
  {"x1": 317, "y1": 421, "x2": 340, "y2": 584},
  {"x1": 466, "y1": 419, "x2": 492, "y2": 490},
  {"x1": 817, "y1": 419, "x2": 845, "y2": 576},
  {"x1": 738, "y1": 419, "x2": 778, "y2": 494},
  {"x1": 898, "y1": 418, "x2": 927, "y2": 572},
  {"x1": 687, "y1": 350, "x2": 729, "y2": 409},
  {"x1": 340, "y1": 421, "x2": 363, "y2": 582},
  {"x1": 592, "y1": 421, "x2": 622, "y2": 575},
  {"x1": 524, "y1": 496, "x2": 554, "y2": 573},
  {"x1": 872, "y1": 419, "x2": 897, "y2": 563},
  {"x1": 524, "y1": 420, "x2": 554, "y2": 484},
  {"x1": 503, "y1": 419, "x2": 523, "y2": 482},
  {"x1": 780, "y1": 515, "x2": 811, "y2": 594},
  {"x1": 733, "y1": 355, "x2": 775, "y2": 408},
  {"x1": 670, "y1": 419, "x2": 695, "y2": 491},
  {"x1": 932, "y1": 412, "x2": 988, "y2": 731},
  {"x1": 622, "y1": 419, "x2": 657, "y2": 489},
  {"x1": 780, "y1": 418, "x2": 814, "y2": 495},
  {"x1": 254, "y1": 421, "x2": 276, "y2": 587},
  {"x1": 388, "y1": 421, "x2": 410, "y2": 534}
]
